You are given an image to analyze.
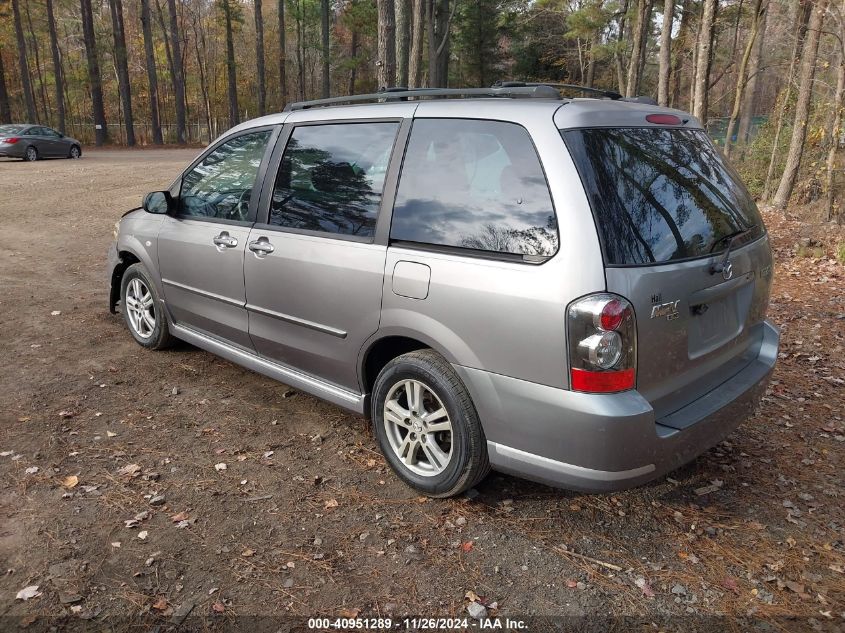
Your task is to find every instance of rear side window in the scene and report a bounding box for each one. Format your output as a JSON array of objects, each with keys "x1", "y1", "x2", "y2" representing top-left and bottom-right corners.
[
  {"x1": 269, "y1": 122, "x2": 399, "y2": 238},
  {"x1": 391, "y1": 119, "x2": 558, "y2": 258},
  {"x1": 563, "y1": 127, "x2": 764, "y2": 266}
]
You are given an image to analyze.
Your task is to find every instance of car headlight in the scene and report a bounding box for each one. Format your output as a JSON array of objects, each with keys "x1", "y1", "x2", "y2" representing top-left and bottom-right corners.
[{"x1": 113, "y1": 220, "x2": 121, "y2": 240}]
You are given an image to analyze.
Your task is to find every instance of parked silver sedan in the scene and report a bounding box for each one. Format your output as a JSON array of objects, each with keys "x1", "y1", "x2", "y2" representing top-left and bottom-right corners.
[{"x1": 0, "y1": 124, "x2": 82, "y2": 161}]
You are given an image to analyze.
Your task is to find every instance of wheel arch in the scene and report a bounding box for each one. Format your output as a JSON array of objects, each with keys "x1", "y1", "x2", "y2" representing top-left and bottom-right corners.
[
  {"x1": 109, "y1": 237, "x2": 162, "y2": 313},
  {"x1": 358, "y1": 322, "x2": 480, "y2": 402}
]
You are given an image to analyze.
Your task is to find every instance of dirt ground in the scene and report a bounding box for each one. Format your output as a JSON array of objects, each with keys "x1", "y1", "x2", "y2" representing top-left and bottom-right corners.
[{"x1": 0, "y1": 149, "x2": 843, "y2": 632}]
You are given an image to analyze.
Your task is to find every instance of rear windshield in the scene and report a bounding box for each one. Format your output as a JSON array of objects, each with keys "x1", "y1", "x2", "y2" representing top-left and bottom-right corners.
[{"x1": 562, "y1": 127, "x2": 764, "y2": 266}]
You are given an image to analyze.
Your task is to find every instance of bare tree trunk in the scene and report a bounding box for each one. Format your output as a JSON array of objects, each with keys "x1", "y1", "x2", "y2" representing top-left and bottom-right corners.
[
  {"x1": 256, "y1": 0, "x2": 267, "y2": 115},
  {"x1": 80, "y1": 0, "x2": 108, "y2": 144},
  {"x1": 191, "y1": 9, "x2": 212, "y2": 142},
  {"x1": 670, "y1": 0, "x2": 691, "y2": 108},
  {"x1": 0, "y1": 47, "x2": 11, "y2": 124},
  {"x1": 321, "y1": 0, "x2": 330, "y2": 97},
  {"x1": 166, "y1": 0, "x2": 187, "y2": 143},
  {"x1": 12, "y1": 0, "x2": 36, "y2": 122},
  {"x1": 378, "y1": 0, "x2": 396, "y2": 88},
  {"x1": 723, "y1": 0, "x2": 765, "y2": 159},
  {"x1": 46, "y1": 0, "x2": 66, "y2": 133},
  {"x1": 691, "y1": 0, "x2": 717, "y2": 123},
  {"x1": 772, "y1": 0, "x2": 828, "y2": 210},
  {"x1": 657, "y1": 0, "x2": 674, "y2": 105},
  {"x1": 221, "y1": 0, "x2": 240, "y2": 127},
  {"x1": 397, "y1": 0, "x2": 411, "y2": 86},
  {"x1": 762, "y1": 0, "x2": 809, "y2": 199},
  {"x1": 614, "y1": 0, "x2": 630, "y2": 94},
  {"x1": 295, "y1": 0, "x2": 305, "y2": 100},
  {"x1": 140, "y1": 0, "x2": 163, "y2": 144},
  {"x1": 24, "y1": 0, "x2": 50, "y2": 123},
  {"x1": 626, "y1": 0, "x2": 653, "y2": 97},
  {"x1": 427, "y1": 0, "x2": 453, "y2": 87},
  {"x1": 736, "y1": 0, "x2": 767, "y2": 148},
  {"x1": 826, "y1": 38, "x2": 844, "y2": 221},
  {"x1": 109, "y1": 0, "x2": 135, "y2": 145},
  {"x1": 348, "y1": 27, "x2": 359, "y2": 93},
  {"x1": 409, "y1": 0, "x2": 425, "y2": 87},
  {"x1": 278, "y1": 0, "x2": 287, "y2": 106}
]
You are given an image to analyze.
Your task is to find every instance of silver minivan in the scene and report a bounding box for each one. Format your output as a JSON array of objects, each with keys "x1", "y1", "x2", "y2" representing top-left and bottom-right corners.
[{"x1": 108, "y1": 85, "x2": 779, "y2": 497}]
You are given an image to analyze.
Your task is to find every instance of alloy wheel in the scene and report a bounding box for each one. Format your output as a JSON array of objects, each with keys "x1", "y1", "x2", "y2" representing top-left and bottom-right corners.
[
  {"x1": 70, "y1": 146, "x2": 80, "y2": 159},
  {"x1": 383, "y1": 379, "x2": 453, "y2": 477},
  {"x1": 25, "y1": 147, "x2": 37, "y2": 161},
  {"x1": 125, "y1": 278, "x2": 156, "y2": 339}
]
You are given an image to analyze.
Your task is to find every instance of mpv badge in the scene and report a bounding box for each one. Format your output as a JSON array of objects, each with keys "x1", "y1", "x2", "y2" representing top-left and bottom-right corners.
[
  {"x1": 650, "y1": 300, "x2": 680, "y2": 321},
  {"x1": 722, "y1": 260, "x2": 733, "y2": 281}
]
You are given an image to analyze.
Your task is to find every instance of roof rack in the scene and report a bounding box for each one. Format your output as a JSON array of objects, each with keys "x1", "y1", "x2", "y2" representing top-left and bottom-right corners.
[
  {"x1": 493, "y1": 81, "x2": 623, "y2": 100},
  {"x1": 283, "y1": 84, "x2": 562, "y2": 111}
]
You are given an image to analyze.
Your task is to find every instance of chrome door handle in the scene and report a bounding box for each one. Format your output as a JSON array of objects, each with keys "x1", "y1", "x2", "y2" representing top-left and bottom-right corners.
[
  {"x1": 213, "y1": 232, "x2": 238, "y2": 248},
  {"x1": 248, "y1": 239, "x2": 275, "y2": 255}
]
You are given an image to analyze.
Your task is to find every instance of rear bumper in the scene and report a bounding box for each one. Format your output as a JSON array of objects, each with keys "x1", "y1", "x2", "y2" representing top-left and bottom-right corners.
[
  {"x1": 454, "y1": 320, "x2": 779, "y2": 492},
  {"x1": 0, "y1": 144, "x2": 24, "y2": 158}
]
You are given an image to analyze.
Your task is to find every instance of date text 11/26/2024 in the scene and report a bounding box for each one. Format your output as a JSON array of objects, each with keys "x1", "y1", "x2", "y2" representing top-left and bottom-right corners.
[{"x1": 307, "y1": 617, "x2": 529, "y2": 630}]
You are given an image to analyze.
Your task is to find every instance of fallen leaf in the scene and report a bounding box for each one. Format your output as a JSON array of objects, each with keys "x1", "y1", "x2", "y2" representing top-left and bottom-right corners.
[
  {"x1": 138, "y1": 531, "x2": 148, "y2": 540},
  {"x1": 722, "y1": 576, "x2": 740, "y2": 594},
  {"x1": 565, "y1": 579, "x2": 578, "y2": 589},
  {"x1": 242, "y1": 548, "x2": 255, "y2": 557},
  {"x1": 106, "y1": 431, "x2": 117, "y2": 438},
  {"x1": 16, "y1": 585, "x2": 41, "y2": 601},
  {"x1": 634, "y1": 577, "x2": 655, "y2": 597},
  {"x1": 51, "y1": 310, "x2": 62, "y2": 316},
  {"x1": 62, "y1": 475, "x2": 79, "y2": 488},
  {"x1": 170, "y1": 511, "x2": 189, "y2": 523},
  {"x1": 784, "y1": 580, "x2": 806, "y2": 595},
  {"x1": 214, "y1": 463, "x2": 227, "y2": 472},
  {"x1": 25, "y1": 466, "x2": 39, "y2": 475},
  {"x1": 460, "y1": 541, "x2": 474, "y2": 553},
  {"x1": 111, "y1": 542, "x2": 121, "y2": 548},
  {"x1": 116, "y1": 463, "x2": 141, "y2": 477},
  {"x1": 339, "y1": 608, "x2": 361, "y2": 618},
  {"x1": 324, "y1": 498, "x2": 338, "y2": 509},
  {"x1": 151, "y1": 596, "x2": 168, "y2": 611},
  {"x1": 212, "y1": 601, "x2": 225, "y2": 613}
]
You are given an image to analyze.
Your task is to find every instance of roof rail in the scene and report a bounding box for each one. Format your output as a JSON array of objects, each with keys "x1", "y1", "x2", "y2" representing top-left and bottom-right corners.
[
  {"x1": 493, "y1": 80, "x2": 623, "y2": 101},
  {"x1": 283, "y1": 85, "x2": 562, "y2": 111}
]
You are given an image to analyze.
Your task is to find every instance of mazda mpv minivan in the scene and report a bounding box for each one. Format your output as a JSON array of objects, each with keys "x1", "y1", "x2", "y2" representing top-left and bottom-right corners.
[{"x1": 108, "y1": 84, "x2": 779, "y2": 497}]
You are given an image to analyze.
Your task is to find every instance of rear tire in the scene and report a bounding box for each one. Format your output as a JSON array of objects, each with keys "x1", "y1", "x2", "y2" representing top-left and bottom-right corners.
[
  {"x1": 69, "y1": 145, "x2": 81, "y2": 159},
  {"x1": 120, "y1": 263, "x2": 173, "y2": 350},
  {"x1": 372, "y1": 349, "x2": 490, "y2": 497},
  {"x1": 24, "y1": 146, "x2": 37, "y2": 162}
]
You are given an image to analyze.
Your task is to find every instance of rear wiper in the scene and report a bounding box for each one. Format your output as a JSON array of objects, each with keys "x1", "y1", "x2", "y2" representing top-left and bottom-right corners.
[{"x1": 709, "y1": 226, "x2": 756, "y2": 276}]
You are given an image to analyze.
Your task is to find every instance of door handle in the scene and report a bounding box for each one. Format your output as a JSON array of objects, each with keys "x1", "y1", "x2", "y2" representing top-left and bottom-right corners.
[
  {"x1": 213, "y1": 232, "x2": 238, "y2": 248},
  {"x1": 248, "y1": 238, "x2": 275, "y2": 255}
]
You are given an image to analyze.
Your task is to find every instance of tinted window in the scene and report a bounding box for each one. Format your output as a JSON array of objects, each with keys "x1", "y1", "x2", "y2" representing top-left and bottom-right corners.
[
  {"x1": 391, "y1": 119, "x2": 557, "y2": 258},
  {"x1": 179, "y1": 130, "x2": 271, "y2": 221},
  {"x1": 563, "y1": 128, "x2": 764, "y2": 265},
  {"x1": 41, "y1": 127, "x2": 61, "y2": 138},
  {"x1": 269, "y1": 122, "x2": 399, "y2": 237}
]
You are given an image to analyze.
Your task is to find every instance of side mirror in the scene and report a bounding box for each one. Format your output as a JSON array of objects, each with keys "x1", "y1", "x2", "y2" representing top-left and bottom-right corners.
[{"x1": 142, "y1": 191, "x2": 173, "y2": 215}]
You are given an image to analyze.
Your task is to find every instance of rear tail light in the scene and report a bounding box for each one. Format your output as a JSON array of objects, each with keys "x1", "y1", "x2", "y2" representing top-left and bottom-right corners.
[
  {"x1": 0, "y1": 137, "x2": 20, "y2": 144},
  {"x1": 567, "y1": 293, "x2": 636, "y2": 393}
]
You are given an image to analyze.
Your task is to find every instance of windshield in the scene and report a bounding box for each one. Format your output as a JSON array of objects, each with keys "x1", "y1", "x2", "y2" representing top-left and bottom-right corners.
[{"x1": 562, "y1": 127, "x2": 764, "y2": 266}]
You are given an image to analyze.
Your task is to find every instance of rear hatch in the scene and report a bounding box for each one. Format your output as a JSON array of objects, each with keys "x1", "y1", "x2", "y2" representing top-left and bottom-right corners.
[{"x1": 563, "y1": 126, "x2": 773, "y2": 424}]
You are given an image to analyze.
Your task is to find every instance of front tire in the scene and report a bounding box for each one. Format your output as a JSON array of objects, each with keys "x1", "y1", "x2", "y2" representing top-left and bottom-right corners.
[
  {"x1": 120, "y1": 263, "x2": 173, "y2": 350},
  {"x1": 372, "y1": 350, "x2": 489, "y2": 497},
  {"x1": 69, "y1": 145, "x2": 81, "y2": 159},
  {"x1": 24, "y1": 146, "x2": 37, "y2": 162}
]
